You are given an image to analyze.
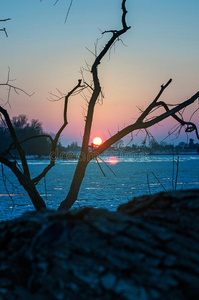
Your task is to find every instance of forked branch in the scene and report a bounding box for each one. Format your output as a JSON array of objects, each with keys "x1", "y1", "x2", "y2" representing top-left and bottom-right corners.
[
  {"x1": 0, "y1": 68, "x2": 34, "y2": 106},
  {"x1": 81, "y1": 0, "x2": 131, "y2": 155},
  {"x1": 58, "y1": 0, "x2": 132, "y2": 211},
  {"x1": 0, "y1": 156, "x2": 46, "y2": 210},
  {"x1": 88, "y1": 83, "x2": 199, "y2": 161},
  {"x1": 0, "y1": 106, "x2": 30, "y2": 178},
  {"x1": 153, "y1": 101, "x2": 199, "y2": 139},
  {"x1": 0, "y1": 18, "x2": 11, "y2": 37},
  {"x1": 32, "y1": 79, "x2": 83, "y2": 184}
]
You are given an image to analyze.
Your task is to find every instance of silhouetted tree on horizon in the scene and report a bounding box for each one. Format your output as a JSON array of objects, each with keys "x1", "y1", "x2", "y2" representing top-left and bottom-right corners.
[
  {"x1": 0, "y1": 115, "x2": 52, "y2": 156},
  {"x1": 0, "y1": 0, "x2": 199, "y2": 212}
]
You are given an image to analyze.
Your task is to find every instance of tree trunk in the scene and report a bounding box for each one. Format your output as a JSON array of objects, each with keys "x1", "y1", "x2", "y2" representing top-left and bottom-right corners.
[
  {"x1": 23, "y1": 180, "x2": 47, "y2": 211},
  {"x1": 58, "y1": 158, "x2": 89, "y2": 210},
  {"x1": 0, "y1": 157, "x2": 46, "y2": 211},
  {"x1": 12, "y1": 170, "x2": 47, "y2": 211}
]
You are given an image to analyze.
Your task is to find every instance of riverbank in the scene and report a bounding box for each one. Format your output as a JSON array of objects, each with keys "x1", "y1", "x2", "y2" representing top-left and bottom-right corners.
[{"x1": 0, "y1": 189, "x2": 199, "y2": 299}]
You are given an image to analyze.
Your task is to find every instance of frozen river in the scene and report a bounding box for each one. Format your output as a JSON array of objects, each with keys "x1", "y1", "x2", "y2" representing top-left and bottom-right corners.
[{"x1": 0, "y1": 154, "x2": 199, "y2": 221}]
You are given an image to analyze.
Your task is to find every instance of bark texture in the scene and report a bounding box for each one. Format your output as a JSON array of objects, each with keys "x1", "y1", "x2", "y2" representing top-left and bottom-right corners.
[{"x1": 0, "y1": 189, "x2": 199, "y2": 299}]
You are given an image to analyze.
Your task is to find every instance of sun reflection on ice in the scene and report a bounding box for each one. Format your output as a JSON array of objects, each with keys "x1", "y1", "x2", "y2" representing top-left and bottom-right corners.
[{"x1": 108, "y1": 156, "x2": 119, "y2": 165}]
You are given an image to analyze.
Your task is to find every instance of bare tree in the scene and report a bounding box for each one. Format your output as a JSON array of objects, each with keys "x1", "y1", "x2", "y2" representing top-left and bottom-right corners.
[
  {"x1": 0, "y1": 0, "x2": 199, "y2": 212},
  {"x1": 58, "y1": 0, "x2": 199, "y2": 210},
  {"x1": 0, "y1": 76, "x2": 83, "y2": 210}
]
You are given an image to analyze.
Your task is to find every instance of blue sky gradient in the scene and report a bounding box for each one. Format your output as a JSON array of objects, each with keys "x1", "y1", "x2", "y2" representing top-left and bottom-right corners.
[{"x1": 1, "y1": 0, "x2": 199, "y2": 145}]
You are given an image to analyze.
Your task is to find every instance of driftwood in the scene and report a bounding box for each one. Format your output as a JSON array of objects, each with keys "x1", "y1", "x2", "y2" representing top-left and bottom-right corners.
[{"x1": 0, "y1": 189, "x2": 199, "y2": 299}]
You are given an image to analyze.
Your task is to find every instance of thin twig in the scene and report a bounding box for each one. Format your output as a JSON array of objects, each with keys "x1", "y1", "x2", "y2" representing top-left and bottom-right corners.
[
  {"x1": 32, "y1": 80, "x2": 82, "y2": 184},
  {"x1": 175, "y1": 157, "x2": 179, "y2": 191},
  {"x1": 98, "y1": 157, "x2": 117, "y2": 177},
  {"x1": 1, "y1": 163, "x2": 16, "y2": 210},
  {"x1": 0, "y1": 68, "x2": 34, "y2": 106},
  {"x1": 147, "y1": 173, "x2": 151, "y2": 195},
  {"x1": 96, "y1": 157, "x2": 106, "y2": 177},
  {"x1": 65, "y1": 0, "x2": 73, "y2": 23},
  {"x1": 0, "y1": 18, "x2": 11, "y2": 37},
  {"x1": 44, "y1": 175, "x2": 48, "y2": 202},
  {"x1": 151, "y1": 172, "x2": 167, "y2": 192},
  {"x1": 172, "y1": 151, "x2": 175, "y2": 191}
]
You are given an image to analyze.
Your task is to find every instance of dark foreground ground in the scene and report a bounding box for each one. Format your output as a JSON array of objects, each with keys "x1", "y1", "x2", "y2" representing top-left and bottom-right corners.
[{"x1": 0, "y1": 189, "x2": 199, "y2": 300}]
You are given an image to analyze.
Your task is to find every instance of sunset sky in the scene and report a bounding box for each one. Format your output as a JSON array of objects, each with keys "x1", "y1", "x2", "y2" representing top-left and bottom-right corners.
[{"x1": 1, "y1": 0, "x2": 199, "y2": 146}]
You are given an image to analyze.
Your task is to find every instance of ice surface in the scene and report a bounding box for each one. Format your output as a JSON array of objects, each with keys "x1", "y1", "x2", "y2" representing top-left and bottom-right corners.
[{"x1": 0, "y1": 155, "x2": 198, "y2": 221}]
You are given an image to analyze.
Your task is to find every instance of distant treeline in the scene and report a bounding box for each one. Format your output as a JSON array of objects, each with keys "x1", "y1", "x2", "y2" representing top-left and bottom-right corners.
[
  {"x1": 1, "y1": 115, "x2": 198, "y2": 158},
  {"x1": 0, "y1": 114, "x2": 66, "y2": 157},
  {"x1": 113, "y1": 137, "x2": 199, "y2": 154}
]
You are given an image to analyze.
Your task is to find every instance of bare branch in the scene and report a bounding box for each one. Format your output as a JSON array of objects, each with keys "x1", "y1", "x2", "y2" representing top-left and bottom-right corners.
[
  {"x1": 143, "y1": 92, "x2": 199, "y2": 132},
  {"x1": 0, "y1": 28, "x2": 8, "y2": 37},
  {"x1": 121, "y1": 0, "x2": 128, "y2": 29},
  {"x1": 85, "y1": 47, "x2": 96, "y2": 58},
  {"x1": 0, "y1": 18, "x2": 11, "y2": 22},
  {"x1": 81, "y1": 0, "x2": 131, "y2": 155},
  {"x1": 91, "y1": 1, "x2": 131, "y2": 88},
  {"x1": 40, "y1": 0, "x2": 73, "y2": 23},
  {"x1": 87, "y1": 90, "x2": 199, "y2": 161},
  {"x1": 0, "y1": 73, "x2": 84, "y2": 187},
  {"x1": 136, "y1": 79, "x2": 172, "y2": 123},
  {"x1": 161, "y1": 124, "x2": 182, "y2": 142},
  {"x1": 32, "y1": 80, "x2": 82, "y2": 184},
  {"x1": 151, "y1": 172, "x2": 167, "y2": 192},
  {"x1": 1, "y1": 134, "x2": 54, "y2": 157},
  {"x1": 55, "y1": 79, "x2": 82, "y2": 136},
  {"x1": 64, "y1": 0, "x2": 73, "y2": 23},
  {"x1": 1, "y1": 163, "x2": 16, "y2": 209},
  {"x1": 0, "y1": 68, "x2": 34, "y2": 106},
  {"x1": 95, "y1": 157, "x2": 106, "y2": 177},
  {"x1": 0, "y1": 106, "x2": 30, "y2": 178},
  {"x1": 98, "y1": 157, "x2": 117, "y2": 177},
  {"x1": 154, "y1": 101, "x2": 199, "y2": 139},
  {"x1": 0, "y1": 156, "x2": 46, "y2": 210},
  {"x1": 0, "y1": 18, "x2": 11, "y2": 37},
  {"x1": 59, "y1": 0, "x2": 131, "y2": 210},
  {"x1": 189, "y1": 106, "x2": 199, "y2": 122}
]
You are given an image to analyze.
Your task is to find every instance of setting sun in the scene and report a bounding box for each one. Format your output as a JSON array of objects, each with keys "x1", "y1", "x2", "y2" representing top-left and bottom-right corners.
[{"x1": 92, "y1": 137, "x2": 102, "y2": 146}]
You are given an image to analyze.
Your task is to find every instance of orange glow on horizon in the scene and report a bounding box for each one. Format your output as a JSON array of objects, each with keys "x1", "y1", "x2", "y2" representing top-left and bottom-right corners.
[{"x1": 92, "y1": 137, "x2": 103, "y2": 146}]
